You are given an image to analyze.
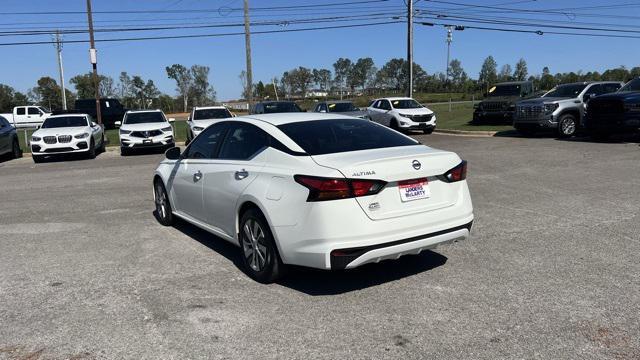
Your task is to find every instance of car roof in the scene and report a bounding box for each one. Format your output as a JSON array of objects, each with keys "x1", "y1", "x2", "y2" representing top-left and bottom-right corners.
[
  {"x1": 376, "y1": 97, "x2": 414, "y2": 101},
  {"x1": 239, "y1": 112, "x2": 349, "y2": 125},
  {"x1": 48, "y1": 113, "x2": 89, "y2": 118},
  {"x1": 126, "y1": 109, "x2": 163, "y2": 114},
  {"x1": 325, "y1": 100, "x2": 353, "y2": 104},
  {"x1": 194, "y1": 106, "x2": 227, "y2": 110},
  {"x1": 495, "y1": 81, "x2": 531, "y2": 85}
]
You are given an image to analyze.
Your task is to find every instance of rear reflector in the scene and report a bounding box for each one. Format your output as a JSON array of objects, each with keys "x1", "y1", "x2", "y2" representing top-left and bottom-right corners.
[
  {"x1": 442, "y1": 160, "x2": 467, "y2": 182},
  {"x1": 294, "y1": 175, "x2": 386, "y2": 202}
]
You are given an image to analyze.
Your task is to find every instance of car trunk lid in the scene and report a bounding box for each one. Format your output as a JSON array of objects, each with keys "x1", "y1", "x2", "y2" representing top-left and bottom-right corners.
[{"x1": 310, "y1": 145, "x2": 462, "y2": 220}]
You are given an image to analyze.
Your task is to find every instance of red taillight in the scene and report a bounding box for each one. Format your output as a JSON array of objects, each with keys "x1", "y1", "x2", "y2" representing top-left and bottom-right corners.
[
  {"x1": 294, "y1": 175, "x2": 386, "y2": 202},
  {"x1": 443, "y1": 160, "x2": 467, "y2": 182}
]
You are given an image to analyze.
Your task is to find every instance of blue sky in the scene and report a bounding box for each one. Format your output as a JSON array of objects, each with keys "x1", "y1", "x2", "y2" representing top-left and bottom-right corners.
[{"x1": 1, "y1": 0, "x2": 639, "y2": 101}]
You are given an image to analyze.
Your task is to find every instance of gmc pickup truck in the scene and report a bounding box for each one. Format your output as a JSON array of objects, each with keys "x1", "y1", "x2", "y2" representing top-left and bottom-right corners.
[
  {"x1": 0, "y1": 106, "x2": 51, "y2": 128},
  {"x1": 513, "y1": 81, "x2": 623, "y2": 137},
  {"x1": 585, "y1": 77, "x2": 640, "y2": 140}
]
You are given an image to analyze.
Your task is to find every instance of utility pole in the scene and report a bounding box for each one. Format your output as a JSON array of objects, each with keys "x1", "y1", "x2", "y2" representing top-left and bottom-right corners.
[
  {"x1": 406, "y1": 0, "x2": 414, "y2": 97},
  {"x1": 272, "y1": 78, "x2": 279, "y2": 101},
  {"x1": 445, "y1": 26, "x2": 453, "y2": 83},
  {"x1": 243, "y1": 0, "x2": 253, "y2": 109},
  {"x1": 54, "y1": 30, "x2": 67, "y2": 110},
  {"x1": 86, "y1": 0, "x2": 102, "y2": 125}
]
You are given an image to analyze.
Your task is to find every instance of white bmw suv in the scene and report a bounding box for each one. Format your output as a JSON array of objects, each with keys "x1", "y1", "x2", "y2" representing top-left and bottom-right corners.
[
  {"x1": 153, "y1": 113, "x2": 473, "y2": 283},
  {"x1": 30, "y1": 113, "x2": 105, "y2": 163},
  {"x1": 186, "y1": 106, "x2": 234, "y2": 144},
  {"x1": 367, "y1": 97, "x2": 437, "y2": 134},
  {"x1": 116, "y1": 110, "x2": 175, "y2": 155}
]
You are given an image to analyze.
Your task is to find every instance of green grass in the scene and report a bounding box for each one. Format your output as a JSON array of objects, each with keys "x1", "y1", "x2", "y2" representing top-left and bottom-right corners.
[{"x1": 430, "y1": 103, "x2": 513, "y2": 132}]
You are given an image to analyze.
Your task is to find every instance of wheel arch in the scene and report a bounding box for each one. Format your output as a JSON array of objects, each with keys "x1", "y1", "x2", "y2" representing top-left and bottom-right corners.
[
  {"x1": 236, "y1": 198, "x2": 284, "y2": 257},
  {"x1": 558, "y1": 108, "x2": 581, "y2": 122}
]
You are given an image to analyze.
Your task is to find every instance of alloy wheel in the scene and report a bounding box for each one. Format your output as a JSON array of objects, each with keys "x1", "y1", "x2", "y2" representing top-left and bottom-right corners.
[
  {"x1": 242, "y1": 219, "x2": 269, "y2": 272},
  {"x1": 561, "y1": 118, "x2": 576, "y2": 136},
  {"x1": 155, "y1": 183, "x2": 167, "y2": 220}
]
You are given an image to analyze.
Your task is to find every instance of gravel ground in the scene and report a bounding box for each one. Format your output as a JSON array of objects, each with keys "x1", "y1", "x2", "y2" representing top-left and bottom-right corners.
[{"x1": 0, "y1": 134, "x2": 638, "y2": 360}]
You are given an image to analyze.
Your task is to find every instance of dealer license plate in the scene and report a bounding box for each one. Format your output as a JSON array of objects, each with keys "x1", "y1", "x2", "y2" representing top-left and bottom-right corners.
[{"x1": 399, "y1": 179, "x2": 430, "y2": 202}]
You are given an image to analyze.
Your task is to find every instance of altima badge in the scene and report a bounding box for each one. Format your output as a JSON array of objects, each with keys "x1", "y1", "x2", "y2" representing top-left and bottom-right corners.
[{"x1": 412, "y1": 160, "x2": 421, "y2": 170}]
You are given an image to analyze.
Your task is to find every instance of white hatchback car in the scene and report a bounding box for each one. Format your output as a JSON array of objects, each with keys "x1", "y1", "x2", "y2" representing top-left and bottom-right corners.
[
  {"x1": 367, "y1": 97, "x2": 437, "y2": 134},
  {"x1": 153, "y1": 113, "x2": 473, "y2": 283},
  {"x1": 186, "y1": 106, "x2": 234, "y2": 144},
  {"x1": 117, "y1": 110, "x2": 175, "y2": 156},
  {"x1": 30, "y1": 113, "x2": 105, "y2": 163}
]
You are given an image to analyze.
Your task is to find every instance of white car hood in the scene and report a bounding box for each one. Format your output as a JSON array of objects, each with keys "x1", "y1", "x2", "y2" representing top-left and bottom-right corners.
[
  {"x1": 190, "y1": 118, "x2": 229, "y2": 128},
  {"x1": 393, "y1": 107, "x2": 434, "y2": 115},
  {"x1": 33, "y1": 126, "x2": 88, "y2": 137},
  {"x1": 120, "y1": 122, "x2": 171, "y2": 131}
]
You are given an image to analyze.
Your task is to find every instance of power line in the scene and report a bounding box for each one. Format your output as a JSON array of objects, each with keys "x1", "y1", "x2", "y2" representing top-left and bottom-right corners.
[
  {"x1": 0, "y1": 0, "x2": 391, "y2": 15},
  {"x1": 0, "y1": 21, "x2": 402, "y2": 47}
]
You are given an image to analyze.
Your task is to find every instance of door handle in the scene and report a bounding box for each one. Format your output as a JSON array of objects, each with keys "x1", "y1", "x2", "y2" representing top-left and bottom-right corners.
[
  {"x1": 235, "y1": 169, "x2": 249, "y2": 180},
  {"x1": 193, "y1": 170, "x2": 202, "y2": 182}
]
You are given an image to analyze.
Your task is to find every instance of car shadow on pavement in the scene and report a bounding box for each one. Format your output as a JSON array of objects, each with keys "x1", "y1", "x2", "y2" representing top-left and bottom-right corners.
[
  {"x1": 32, "y1": 152, "x2": 105, "y2": 163},
  {"x1": 278, "y1": 252, "x2": 448, "y2": 296},
  {"x1": 166, "y1": 215, "x2": 449, "y2": 295}
]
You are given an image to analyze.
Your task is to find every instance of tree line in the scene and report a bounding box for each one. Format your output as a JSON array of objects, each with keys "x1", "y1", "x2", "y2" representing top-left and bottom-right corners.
[
  {"x1": 248, "y1": 56, "x2": 640, "y2": 100},
  {"x1": 0, "y1": 64, "x2": 216, "y2": 113}
]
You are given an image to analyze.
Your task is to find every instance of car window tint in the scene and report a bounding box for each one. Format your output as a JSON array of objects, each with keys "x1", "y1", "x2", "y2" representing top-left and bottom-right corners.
[
  {"x1": 28, "y1": 107, "x2": 40, "y2": 115},
  {"x1": 16, "y1": 108, "x2": 25, "y2": 115},
  {"x1": 603, "y1": 83, "x2": 622, "y2": 93},
  {"x1": 219, "y1": 123, "x2": 269, "y2": 160},
  {"x1": 278, "y1": 118, "x2": 418, "y2": 156},
  {"x1": 185, "y1": 123, "x2": 227, "y2": 159}
]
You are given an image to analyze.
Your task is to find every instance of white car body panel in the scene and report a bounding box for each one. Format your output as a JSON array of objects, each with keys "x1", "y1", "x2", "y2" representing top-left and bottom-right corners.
[
  {"x1": 154, "y1": 114, "x2": 473, "y2": 270},
  {"x1": 119, "y1": 111, "x2": 175, "y2": 149},
  {"x1": 30, "y1": 115, "x2": 103, "y2": 155},
  {"x1": 367, "y1": 97, "x2": 437, "y2": 130}
]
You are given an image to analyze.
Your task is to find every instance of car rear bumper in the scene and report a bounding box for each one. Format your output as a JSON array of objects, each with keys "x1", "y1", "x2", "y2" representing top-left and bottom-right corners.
[{"x1": 271, "y1": 183, "x2": 473, "y2": 270}]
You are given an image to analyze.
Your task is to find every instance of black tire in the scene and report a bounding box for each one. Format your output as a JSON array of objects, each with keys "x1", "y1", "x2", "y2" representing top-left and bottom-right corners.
[
  {"x1": 98, "y1": 135, "x2": 106, "y2": 153},
  {"x1": 11, "y1": 138, "x2": 22, "y2": 159},
  {"x1": 32, "y1": 155, "x2": 44, "y2": 163},
  {"x1": 239, "y1": 208, "x2": 286, "y2": 283},
  {"x1": 154, "y1": 179, "x2": 175, "y2": 226},
  {"x1": 423, "y1": 128, "x2": 434, "y2": 135},
  {"x1": 557, "y1": 114, "x2": 577, "y2": 138},
  {"x1": 120, "y1": 146, "x2": 129, "y2": 156},
  {"x1": 87, "y1": 139, "x2": 96, "y2": 159}
]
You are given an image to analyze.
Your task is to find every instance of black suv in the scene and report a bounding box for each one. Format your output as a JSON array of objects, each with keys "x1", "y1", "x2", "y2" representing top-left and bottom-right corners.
[
  {"x1": 250, "y1": 101, "x2": 303, "y2": 114},
  {"x1": 75, "y1": 98, "x2": 127, "y2": 129},
  {"x1": 473, "y1": 81, "x2": 534, "y2": 123},
  {"x1": 585, "y1": 78, "x2": 640, "y2": 140}
]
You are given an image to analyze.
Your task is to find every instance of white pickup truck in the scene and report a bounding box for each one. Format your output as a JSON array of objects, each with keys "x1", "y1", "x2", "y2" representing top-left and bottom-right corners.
[{"x1": 0, "y1": 106, "x2": 51, "y2": 128}]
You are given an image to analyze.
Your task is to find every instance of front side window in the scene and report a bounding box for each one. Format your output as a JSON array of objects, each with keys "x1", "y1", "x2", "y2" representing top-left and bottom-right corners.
[
  {"x1": 41, "y1": 116, "x2": 88, "y2": 128},
  {"x1": 184, "y1": 123, "x2": 228, "y2": 159},
  {"x1": 28, "y1": 107, "x2": 40, "y2": 115},
  {"x1": 218, "y1": 123, "x2": 269, "y2": 160},
  {"x1": 278, "y1": 118, "x2": 418, "y2": 156},
  {"x1": 379, "y1": 100, "x2": 392, "y2": 110},
  {"x1": 124, "y1": 112, "x2": 165, "y2": 124}
]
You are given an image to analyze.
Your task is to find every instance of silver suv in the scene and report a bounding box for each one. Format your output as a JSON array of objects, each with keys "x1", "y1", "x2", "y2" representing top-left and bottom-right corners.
[{"x1": 513, "y1": 81, "x2": 623, "y2": 137}]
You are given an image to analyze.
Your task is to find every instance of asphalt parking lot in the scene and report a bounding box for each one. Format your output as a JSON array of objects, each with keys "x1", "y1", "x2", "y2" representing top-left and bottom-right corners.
[{"x1": 1, "y1": 134, "x2": 638, "y2": 359}]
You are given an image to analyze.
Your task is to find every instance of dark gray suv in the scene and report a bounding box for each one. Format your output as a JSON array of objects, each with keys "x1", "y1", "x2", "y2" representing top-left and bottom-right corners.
[
  {"x1": 513, "y1": 81, "x2": 623, "y2": 137},
  {"x1": 0, "y1": 115, "x2": 22, "y2": 160}
]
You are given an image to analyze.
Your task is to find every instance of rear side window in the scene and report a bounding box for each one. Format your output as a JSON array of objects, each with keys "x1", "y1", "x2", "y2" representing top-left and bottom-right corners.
[
  {"x1": 16, "y1": 108, "x2": 25, "y2": 115},
  {"x1": 219, "y1": 123, "x2": 269, "y2": 160},
  {"x1": 278, "y1": 119, "x2": 418, "y2": 156}
]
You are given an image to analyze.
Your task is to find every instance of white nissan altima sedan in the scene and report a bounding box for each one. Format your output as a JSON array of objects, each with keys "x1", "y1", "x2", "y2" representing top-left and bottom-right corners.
[{"x1": 153, "y1": 113, "x2": 473, "y2": 283}]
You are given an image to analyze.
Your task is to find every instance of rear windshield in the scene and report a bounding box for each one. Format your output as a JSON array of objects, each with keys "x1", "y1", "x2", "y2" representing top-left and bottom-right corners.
[
  {"x1": 41, "y1": 116, "x2": 87, "y2": 128},
  {"x1": 544, "y1": 84, "x2": 588, "y2": 98},
  {"x1": 328, "y1": 102, "x2": 359, "y2": 112},
  {"x1": 125, "y1": 112, "x2": 165, "y2": 124},
  {"x1": 194, "y1": 108, "x2": 231, "y2": 120},
  {"x1": 263, "y1": 102, "x2": 302, "y2": 113},
  {"x1": 488, "y1": 84, "x2": 521, "y2": 97},
  {"x1": 278, "y1": 119, "x2": 418, "y2": 155}
]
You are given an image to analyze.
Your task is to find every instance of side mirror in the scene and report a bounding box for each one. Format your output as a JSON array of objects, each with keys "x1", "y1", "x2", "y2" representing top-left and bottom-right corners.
[
  {"x1": 168, "y1": 118, "x2": 175, "y2": 123},
  {"x1": 39, "y1": 112, "x2": 44, "y2": 117},
  {"x1": 165, "y1": 146, "x2": 181, "y2": 160},
  {"x1": 231, "y1": 112, "x2": 237, "y2": 117},
  {"x1": 114, "y1": 120, "x2": 122, "y2": 127},
  {"x1": 583, "y1": 93, "x2": 594, "y2": 102},
  {"x1": 91, "y1": 121, "x2": 97, "y2": 127}
]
